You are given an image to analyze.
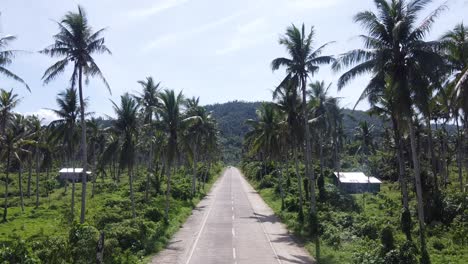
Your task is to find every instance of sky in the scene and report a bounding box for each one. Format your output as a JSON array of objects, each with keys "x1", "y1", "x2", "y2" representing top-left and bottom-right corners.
[{"x1": 1, "y1": 0, "x2": 467, "y2": 124}]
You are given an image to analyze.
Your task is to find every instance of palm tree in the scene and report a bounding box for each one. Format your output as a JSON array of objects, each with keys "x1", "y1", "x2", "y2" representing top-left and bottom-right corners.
[
  {"x1": 42, "y1": 5, "x2": 111, "y2": 223},
  {"x1": 111, "y1": 93, "x2": 139, "y2": 218},
  {"x1": 0, "y1": 35, "x2": 30, "y2": 91},
  {"x1": 134, "y1": 77, "x2": 160, "y2": 200},
  {"x1": 245, "y1": 103, "x2": 286, "y2": 209},
  {"x1": 440, "y1": 23, "x2": 468, "y2": 192},
  {"x1": 272, "y1": 24, "x2": 333, "y2": 260},
  {"x1": 184, "y1": 97, "x2": 217, "y2": 196},
  {"x1": 48, "y1": 87, "x2": 82, "y2": 218},
  {"x1": 158, "y1": 89, "x2": 184, "y2": 221},
  {"x1": 2, "y1": 114, "x2": 34, "y2": 221},
  {"x1": 273, "y1": 81, "x2": 304, "y2": 215},
  {"x1": 0, "y1": 89, "x2": 20, "y2": 136},
  {"x1": 309, "y1": 81, "x2": 340, "y2": 184},
  {"x1": 332, "y1": 1, "x2": 447, "y2": 261}
]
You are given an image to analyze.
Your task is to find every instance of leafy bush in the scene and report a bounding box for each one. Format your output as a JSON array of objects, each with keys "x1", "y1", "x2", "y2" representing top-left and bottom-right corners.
[
  {"x1": 259, "y1": 174, "x2": 275, "y2": 189},
  {"x1": 68, "y1": 223, "x2": 100, "y2": 264},
  {"x1": 356, "y1": 221, "x2": 379, "y2": 239},
  {"x1": 105, "y1": 218, "x2": 157, "y2": 252},
  {"x1": 171, "y1": 176, "x2": 191, "y2": 200},
  {"x1": 144, "y1": 207, "x2": 164, "y2": 222},
  {"x1": 0, "y1": 237, "x2": 39, "y2": 264},
  {"x1": 95, "y1": 210, "x2": 125, "y2": 229},
  {"x1": 30, "y1": 236, "x2": 69, "y2": 264},
  {"x1": 284, "y1": 195, "x2": 300, "y2": 212},
  {"x1": 380, "y1": 226, "x2": 395, "y2": 254},
  {"x1": 432, "y1": 238, "x2": 445, "y2": 251}
]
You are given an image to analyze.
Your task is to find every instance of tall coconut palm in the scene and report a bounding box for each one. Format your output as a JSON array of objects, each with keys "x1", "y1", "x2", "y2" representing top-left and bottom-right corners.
[
  {"x1": 134, "y1": 77, "x2": 160, "y2": 200},
  {"x1": 111, "y1": 93, "x2": 139, "y2": 218},
  {"x1": 0, "y1": 89, "x2": 20, "y2": 135},
  {"x1": 48, "y1": 87, "x2": 82, "y2": 218},
  {"x1": 0, "y1": 35, "x2": 29, "y2": 91},
  {"x1": 332, "y1": 0, "x2": 447, "y2": 261},
  {"x1": 184, "y1": 97, "x2": 216, "y2": 196},
  {"x1": 2, "y1": 114, "x2": 35, "y2": 221},
  {"x1": 440, "y1": 23, "x2": 468, "y2": 192},
  {"x1": 158, "y1": 89, "x2": 184, "y2": 221},
  {"x1": 272, "y1": 24, "x2": 333, "y2": 260},
  {"x1": 41, "y1": 5, "x2": 111, "y2": 223},
  {"x1": 273, "y1": 81, "x2": 304, "y2": 215},
  {"x1": 245, "y1": 103, "x2": 286, "y2": 209},
  {"x1": 309, "y1": 81, "x2": 340, "y2": 182}
]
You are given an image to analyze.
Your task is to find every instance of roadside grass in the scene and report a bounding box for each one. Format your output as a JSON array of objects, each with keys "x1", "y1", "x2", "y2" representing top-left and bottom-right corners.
[
  {"x1": 245, "y1": 168, "x2": 468, "y2": 264},
  {"x1": 0, "y1": 163, "x2": 223, "y2": 263}
]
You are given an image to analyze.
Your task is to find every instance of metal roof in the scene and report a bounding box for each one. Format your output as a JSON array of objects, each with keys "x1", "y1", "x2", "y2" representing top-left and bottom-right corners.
[
  {"x1": 334, "y1": 172, "x2": 382, "y2": 184},
  {"x1": 59, "y1": 168, "x2": 91, "y2": 174}
]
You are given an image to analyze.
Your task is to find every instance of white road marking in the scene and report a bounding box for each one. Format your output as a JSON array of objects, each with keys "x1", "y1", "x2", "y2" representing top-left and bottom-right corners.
[
  {"x1": 232, "y1": 227, "x2": 236, "y2": 237},
  {"x1": 185, "y1": 175, "x2": 221, "y2": 264},
  {"x1": 238, "y1": 171, "x2": 282, "y2": 264},
  {"x1": 233, "y1": 248, "x2": 237, "y2": 259},
  {"x1": 232, "y1": 214, "x2": 235, "y2": 220}
]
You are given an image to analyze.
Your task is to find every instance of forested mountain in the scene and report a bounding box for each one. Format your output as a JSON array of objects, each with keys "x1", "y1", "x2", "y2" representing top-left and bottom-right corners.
[{"x1": 205, "y1": 101, "x2": 386, "y2": 164}]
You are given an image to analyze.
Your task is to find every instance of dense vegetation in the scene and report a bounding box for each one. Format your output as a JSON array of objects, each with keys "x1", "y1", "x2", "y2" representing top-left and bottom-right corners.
[
  {"x1": 206, "y1": 101, "x2": 387, "y2": 164},
  {"x1": 242, "y1": 0, "x2": 468, "y2": 263},
  {"x1": 0, "y1": 5, "x2": 223, "y2": 263}
]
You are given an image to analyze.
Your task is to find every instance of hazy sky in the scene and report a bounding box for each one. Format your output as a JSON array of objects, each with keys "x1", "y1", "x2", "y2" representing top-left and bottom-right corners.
[{"x1": 1, "y1": 0, "x2": 467, "y2": 123}]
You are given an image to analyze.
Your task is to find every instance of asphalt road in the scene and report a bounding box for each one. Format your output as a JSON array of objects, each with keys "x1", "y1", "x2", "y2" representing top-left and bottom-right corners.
[{"x1": 150, "y1": 167, "x2": 314, "y2": 264}]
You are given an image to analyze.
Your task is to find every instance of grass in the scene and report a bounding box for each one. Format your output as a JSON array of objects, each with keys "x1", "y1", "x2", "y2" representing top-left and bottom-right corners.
[
  {"x1": 245, "y1": 167, "x2": 468, "y2": 264},
  {"x1": 0, "y1": 163, "x2": 223, "y2": 263}
]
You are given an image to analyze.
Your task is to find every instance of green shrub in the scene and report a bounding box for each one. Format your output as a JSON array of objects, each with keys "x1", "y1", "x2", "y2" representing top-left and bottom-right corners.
[
  {"x1": 144, "y1": 207, "x2": 164, "y2": 222},
  {"x1": 105, "y1": 218, "x2": 156, "y2": 252},
  {"x1": 259, "y1": 174, "x2": 275, "y2": 189},
  {"x1": 380, "y1": 226, "x2": 395, "y2": 254},
  {"x1": 171, "y1": 177, "x2": 191, "y2": 200},
  {"x1": 68, "y1": 223, "x2": 100, "y2": 264},
  {"x1": 30, "y1": 236, "x2": 69, "y2": 264},
  {"x1": 432, "y1": 238, "x2": 445, "y2": 251},
  {"x1": 284, "y1": 195, "x2": 300, "y2": 212},
  {"x1": 0, "y1": 238, "x2": 39, "y2": 264},
  {"x1": 356, "y1": 221, "x2": 379, "y2": 239},
  {"x1": 95, "y1": 210, "x2": 125, "y2": 229}
]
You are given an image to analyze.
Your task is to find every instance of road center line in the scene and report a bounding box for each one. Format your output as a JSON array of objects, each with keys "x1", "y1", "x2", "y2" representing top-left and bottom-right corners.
[
  {"x1": 233, "y1": 248, "x2": 237, "y2": 259},
  {"x1": 185, "y1": 175, "x2": 221, "y2": 264}
]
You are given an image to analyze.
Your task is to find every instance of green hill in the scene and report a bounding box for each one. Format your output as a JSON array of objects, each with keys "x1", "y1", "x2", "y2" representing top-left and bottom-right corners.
[{"x1": 205, "y1": 101, "x2": 386, "y2": 164}]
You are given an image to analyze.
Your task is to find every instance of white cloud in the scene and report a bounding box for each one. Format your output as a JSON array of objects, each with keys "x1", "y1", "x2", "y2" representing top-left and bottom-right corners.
[
  {"x1": 24, "y1": 109, "x2": 58, "y2": 125},
  {"x1": 143, "y1": 11, "x2": 246, "y2": 52},
  {"x1": 127, "y1": 0, "x2": 190, "y2": 19},
  {"x1": 215, "y1": 17, "x2": 273, "y2": 55},
  {"x1": 285, "y1": 0, "x2": 342, "y2": 10}
]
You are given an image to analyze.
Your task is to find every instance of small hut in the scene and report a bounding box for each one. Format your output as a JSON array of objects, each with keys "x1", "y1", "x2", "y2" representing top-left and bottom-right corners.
[
  {"x1": 334, "y1": 172, "x2": 382, "y2": 193},
  {"x1": 59, "y1": 168, "x2": 91, "y2": 182}
]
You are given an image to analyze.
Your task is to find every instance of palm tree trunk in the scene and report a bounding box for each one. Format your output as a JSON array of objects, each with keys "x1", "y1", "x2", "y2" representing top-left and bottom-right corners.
[
  {"x1": 91, "y1": 143, "x2": 97, "y2": 198},
  {"x1": 27, "y1": 155, "x2": 32, "y2": 198},
  {"x1": 129, "y1": 166, "x2": 136, "y2": 218},
  {"x1": 35, "y1": 145, "x2": 40, "y2": 208},
  {"x1": 301, "y1": 78, "x2": 319, "y2": 261},
  {"x1": 455, "y1": 117, "x2": 464, "y2": 192},
  {"x1": 279, "y1": 160, "x2": 285, "y2": 211},
  {"x1": 192, "y1": 144, "x2": 198, "y2": 197},
  {"x1": 71, "y1": 166, "x2": 76, "y2": 221},
  {"x1": 19, "y1": 162, "x2": 24, "y2": 212},
  {"x1": 78, "y1": 65, "x2": 88, "y2": 224},
  {"x1": 408, "y1": 121, "x2": 429, "y2": 261},
  {"x1": 293, "y1": 144, "x2": 304, "y2": 220},
  {"x1": 165, "y1": 162, "x2": 172, "y2": 222},
  {"x1": 392, "y1": 117, "x2": 409, "y2": 210},
  {"x1": 3, "y1": 147, "x2": 11, "y2": 222},
  {"x1": 145, "y1": 141, "x2": 154, "y2": 201},
  {"x1": 425, "y1": 117, "x2": 438, "y2": 191}
]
